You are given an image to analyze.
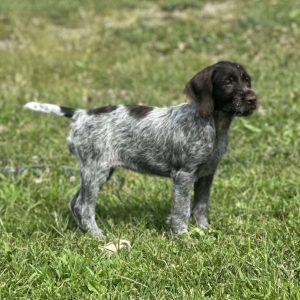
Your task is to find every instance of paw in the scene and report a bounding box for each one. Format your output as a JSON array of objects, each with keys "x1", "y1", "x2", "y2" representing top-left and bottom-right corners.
[
  {"x1": 171, "y1": 223, "x2": 188, "y2": 238},
  {"x1": 174, "y1": 231, "x2": 192, "y2": 241},
  {"x1": 194, "y1": 217, "x2": 210, "y2": 229},
  {"x1": 172, "y1": 229, "x2": 189, "y2": 240},
  {"x1": 89, "y1": 227, "x2": 106, "y2": 240}
]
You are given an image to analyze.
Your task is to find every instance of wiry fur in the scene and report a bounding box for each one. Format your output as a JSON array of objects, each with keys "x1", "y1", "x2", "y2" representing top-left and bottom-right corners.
[{"x1": 24, "y1": 61, "x2": 258, "y2": 239}]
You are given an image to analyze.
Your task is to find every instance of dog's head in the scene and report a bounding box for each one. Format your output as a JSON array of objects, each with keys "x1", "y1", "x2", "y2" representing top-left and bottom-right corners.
[{"x1": 184, "y1": 61, "x2": 258, "y2": 117}]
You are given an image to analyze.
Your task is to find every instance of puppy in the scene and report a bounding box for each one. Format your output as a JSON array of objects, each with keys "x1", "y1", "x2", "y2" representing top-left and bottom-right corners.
[{"x1": 24, "y1": 61, "x2": 258, "y2": 239}]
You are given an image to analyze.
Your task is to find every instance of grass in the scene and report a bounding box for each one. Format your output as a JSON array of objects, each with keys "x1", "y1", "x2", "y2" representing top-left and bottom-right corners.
[{"x1": 0, "y1": 0, "x2": 300, "y2": 298}]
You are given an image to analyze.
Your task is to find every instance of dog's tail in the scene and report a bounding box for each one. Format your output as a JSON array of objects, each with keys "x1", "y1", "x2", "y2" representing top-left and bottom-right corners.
[{"x1": 24, "y1": 102, "x2": 79, "y2": 119}]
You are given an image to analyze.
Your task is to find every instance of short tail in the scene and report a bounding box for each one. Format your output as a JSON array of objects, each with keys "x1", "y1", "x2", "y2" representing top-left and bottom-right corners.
[{"x1": 24, "y1": 102, "x2": 77, "y2": 118}]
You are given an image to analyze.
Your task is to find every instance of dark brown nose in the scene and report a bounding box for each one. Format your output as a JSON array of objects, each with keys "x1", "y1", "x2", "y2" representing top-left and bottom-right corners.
[
  {"x1": 244, "y1": 90, "x2": 258, "y2": 105},
  {"x1": 245, "y1": 95, "x2": 257, "y2": 104}
]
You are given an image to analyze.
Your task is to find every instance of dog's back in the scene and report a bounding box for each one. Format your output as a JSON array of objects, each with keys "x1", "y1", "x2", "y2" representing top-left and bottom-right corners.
[{"x1": 68, "y1": 103, "x2": 216, "y2": 176}]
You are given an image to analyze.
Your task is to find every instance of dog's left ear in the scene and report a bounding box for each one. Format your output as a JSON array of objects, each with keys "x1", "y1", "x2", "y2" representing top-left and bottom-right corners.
[{"x1": 184, "y1": 65, "x2": 215, "y2": 117}]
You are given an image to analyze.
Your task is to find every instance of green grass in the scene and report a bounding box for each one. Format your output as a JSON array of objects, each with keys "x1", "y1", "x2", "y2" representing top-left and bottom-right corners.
[{"x1": 0, "y1": 0, "x2": 300, "y2": 298}]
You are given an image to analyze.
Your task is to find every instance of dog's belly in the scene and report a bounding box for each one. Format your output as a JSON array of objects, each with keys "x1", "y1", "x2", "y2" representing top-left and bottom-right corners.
[
  {"x1": 120, "y1": 151, "x2": 172, "y2": 177},
  {"x1": 117, "y1": 140, "x2": 215, "y2": 178},
  {"x1": 123, "y1": 163, "x2": 171, "y2": 177}
]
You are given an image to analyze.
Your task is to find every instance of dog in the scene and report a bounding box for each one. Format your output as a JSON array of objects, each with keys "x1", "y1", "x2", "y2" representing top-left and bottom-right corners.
[{"x1": 24, "y1": 61, "x2": 258, "y2": 239}]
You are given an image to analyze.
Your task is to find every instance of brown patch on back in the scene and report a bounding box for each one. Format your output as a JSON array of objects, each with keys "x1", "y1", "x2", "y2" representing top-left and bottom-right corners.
[
  {"x1": 87, "y1": 105, "x2": 117, "y2": 115},
  {"x1": 127, "y1": 105, "x2": 153, "y2": 119}
]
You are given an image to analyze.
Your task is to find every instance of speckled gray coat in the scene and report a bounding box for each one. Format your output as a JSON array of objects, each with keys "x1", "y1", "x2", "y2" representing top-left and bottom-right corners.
[{"x1": 24, "y1": 61, "x2": 258, "y2": 239}]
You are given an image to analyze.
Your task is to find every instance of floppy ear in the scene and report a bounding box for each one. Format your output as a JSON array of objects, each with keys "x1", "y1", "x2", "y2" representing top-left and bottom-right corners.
[{"x1": 184, "y1": 65, "x2": 215, "y2": 117}]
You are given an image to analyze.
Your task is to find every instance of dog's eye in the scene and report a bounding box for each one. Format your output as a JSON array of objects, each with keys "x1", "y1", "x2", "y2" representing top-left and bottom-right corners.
[
  {"x1": 224, "y1": 76, "x2": 235, "y2": 85},
  {"x1": 244, "y1": 76, "x2": 251, "y2": 86}
]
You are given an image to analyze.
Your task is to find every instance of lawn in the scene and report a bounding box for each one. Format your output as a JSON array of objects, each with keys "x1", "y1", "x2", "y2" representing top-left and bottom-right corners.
[{"x1": 0, "y1": 0, "x2": 300, "y2": 298}]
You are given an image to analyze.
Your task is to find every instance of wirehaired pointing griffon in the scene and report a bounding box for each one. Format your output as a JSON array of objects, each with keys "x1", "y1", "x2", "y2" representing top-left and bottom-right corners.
[{"x1": 24, "y1": 61, "x2": 258, "y2": 239}]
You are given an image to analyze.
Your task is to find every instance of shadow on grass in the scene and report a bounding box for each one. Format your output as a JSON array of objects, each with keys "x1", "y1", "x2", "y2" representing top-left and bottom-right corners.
[
  {"x1": 98, "y1": 199, "x2": 171, "y2": 233},
  {"x1": 65, "y1": 196, "x2": 171, "y2": 235}
]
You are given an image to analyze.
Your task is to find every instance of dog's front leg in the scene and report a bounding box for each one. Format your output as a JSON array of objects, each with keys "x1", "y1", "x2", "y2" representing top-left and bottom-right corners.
[
  {"x1": 192, "y1": 173, "x2": 215, "y2": 229},
  {"x1": 171, "y1": 171, "x2": 194, "y2": 236}
]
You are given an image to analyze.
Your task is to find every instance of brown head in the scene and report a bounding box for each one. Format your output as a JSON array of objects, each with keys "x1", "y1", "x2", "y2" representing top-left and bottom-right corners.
[{"x1": 184, "y1": 61, "x2": 258, "y2": 117}]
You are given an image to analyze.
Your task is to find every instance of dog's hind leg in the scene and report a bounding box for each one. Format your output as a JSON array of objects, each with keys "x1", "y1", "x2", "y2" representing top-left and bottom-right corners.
[{"x1": 69, "y1": 165, "x2": 112, "y2": 239}]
